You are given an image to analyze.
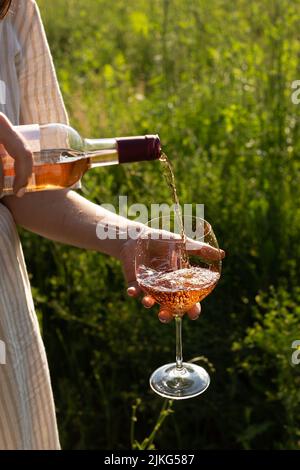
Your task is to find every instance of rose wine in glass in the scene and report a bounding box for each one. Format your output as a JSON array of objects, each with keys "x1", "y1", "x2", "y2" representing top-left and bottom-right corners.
[{"x1": 135, "y1": 215, "x2": 222, "y2": 399}]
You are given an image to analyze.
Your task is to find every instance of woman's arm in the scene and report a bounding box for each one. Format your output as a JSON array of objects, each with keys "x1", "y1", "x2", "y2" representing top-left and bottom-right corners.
[
  {"x1": 2, "y1": 189, "x2": 202, "y2": 322},
  {"x1": 3, "y1": 189, "x2": 135, "y2": 257}
]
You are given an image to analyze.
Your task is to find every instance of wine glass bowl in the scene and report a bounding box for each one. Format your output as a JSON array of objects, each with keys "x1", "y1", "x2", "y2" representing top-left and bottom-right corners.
[
  {"x1": 136, "y1": 218, "x2": 221, "y2": 317},
  {"x1": 135, "y1": 216, "x2": 222, "y2": 399}
]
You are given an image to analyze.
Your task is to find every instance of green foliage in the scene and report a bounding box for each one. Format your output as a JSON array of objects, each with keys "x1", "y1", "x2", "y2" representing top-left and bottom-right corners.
[
  {"x1": 232, "y1": 287, "x2": 300, "y2": 449},
  {"x1": 19, "y1": 0, "x2": 300, "y2": 448}
]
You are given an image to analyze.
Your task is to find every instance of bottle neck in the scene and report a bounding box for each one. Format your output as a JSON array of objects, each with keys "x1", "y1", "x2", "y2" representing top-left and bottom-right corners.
[
  {"x1": 83, "y1": 138, "x2": 119, "y2": 168},
  {"x1": 83, "y1": 134, "x2": 161, "y2": 168}
]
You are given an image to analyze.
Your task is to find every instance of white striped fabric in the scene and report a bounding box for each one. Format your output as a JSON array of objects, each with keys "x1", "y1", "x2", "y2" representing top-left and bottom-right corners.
[
  {"x1": 0, "y1": 0, "x2": 69, "y2": 126},
  {"x1": 0, "y1": 0, "x2": 73, "y2": 449},
  {"x1": 0, "y1": 204, "x2": 60, "y2": 449}
]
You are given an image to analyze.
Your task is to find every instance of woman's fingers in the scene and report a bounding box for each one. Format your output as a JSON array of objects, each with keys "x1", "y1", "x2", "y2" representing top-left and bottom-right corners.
[
  {"x1": 158, "y1": 308, "x2": 173, "y2": 323},
  {"x1": 142, "y1": 295, "x2": 156, "y2": 308},
  {"x1": 186, "y1": 302, "x2": 201, "y2": 320},
  {"x1": 186, "y1": 239, "x2": 225, "y2": 261},
  {"x1": 127, "y1": 284, "x2": 156, "y2": 308},
  {"x1": 127, "y1": 281, "x2": 156, "y2": 308},
  {"x1": 127, "y1": 278, "x2": 202, "y2": 322},
  {"x1": 158, "y1": 303, "x2": 201, "y2": 323},
  {"x1": 13, "y1": 146, "x2": 33, "y2": 195},
  {"x1": 127, "y1": 284, "x2": 140, "y2": 297}
]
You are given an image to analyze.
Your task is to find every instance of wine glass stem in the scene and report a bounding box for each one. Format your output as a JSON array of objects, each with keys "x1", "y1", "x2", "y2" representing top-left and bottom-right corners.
[{"x1": 175, "y1": 315, "x2": 183, "y2": 370}]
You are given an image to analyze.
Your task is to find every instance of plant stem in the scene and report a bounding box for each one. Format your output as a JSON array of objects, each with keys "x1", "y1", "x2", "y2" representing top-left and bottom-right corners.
[
  {"x1": 141, "y1": 400, "x2": 173, "y2": 450},
  {"x1": 130, "y1": 401, "x2": 138, "y2": 449}
]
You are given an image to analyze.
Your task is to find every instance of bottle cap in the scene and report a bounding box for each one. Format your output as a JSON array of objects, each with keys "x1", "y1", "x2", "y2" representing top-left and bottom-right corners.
[{"x1": 117, "y1": 135, "x2": 161, "y2": 164}]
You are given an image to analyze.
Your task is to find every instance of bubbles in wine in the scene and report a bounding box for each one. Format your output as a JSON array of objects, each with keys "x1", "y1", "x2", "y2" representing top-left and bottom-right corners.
[{"x1": 137, "y1": 265, "x2": 220, "y2": 313}]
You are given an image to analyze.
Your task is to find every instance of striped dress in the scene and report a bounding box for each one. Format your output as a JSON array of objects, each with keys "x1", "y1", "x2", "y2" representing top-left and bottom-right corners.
[{"x1": 0, "y1": 0, "x2": 69, "y2": 449}]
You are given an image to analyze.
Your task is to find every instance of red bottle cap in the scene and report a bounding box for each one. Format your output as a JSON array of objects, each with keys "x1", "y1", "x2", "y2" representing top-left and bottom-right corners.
[{"x1": 116, "y1": 135, "x2": 161, "y2": 164}]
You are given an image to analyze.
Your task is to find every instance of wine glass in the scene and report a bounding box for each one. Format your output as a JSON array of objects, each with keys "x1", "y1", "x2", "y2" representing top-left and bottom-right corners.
[{"x1": 135, "y1": 215, "x2": 222, "y2": 399}]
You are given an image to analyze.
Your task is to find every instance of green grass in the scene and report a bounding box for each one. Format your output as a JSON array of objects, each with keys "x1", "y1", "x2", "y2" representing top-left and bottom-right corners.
[{"x1": 20, "y1": 0, "x2": 300, "y2": 449}]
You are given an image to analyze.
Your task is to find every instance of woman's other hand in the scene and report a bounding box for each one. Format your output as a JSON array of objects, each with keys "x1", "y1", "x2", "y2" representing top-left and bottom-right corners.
[{"x1": 0, "y1": 113, "x2": 33, "y2": 197}]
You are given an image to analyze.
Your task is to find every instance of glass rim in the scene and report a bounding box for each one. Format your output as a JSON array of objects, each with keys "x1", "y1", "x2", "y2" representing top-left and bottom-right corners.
[{"x1": 139, "y1": 215, "x2": 213, "y2": 242}]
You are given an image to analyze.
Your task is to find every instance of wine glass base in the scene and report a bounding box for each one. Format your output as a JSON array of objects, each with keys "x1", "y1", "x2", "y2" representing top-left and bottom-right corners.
[{"x1": 149, "y1": 362, "x2": 210, "y2": 400}]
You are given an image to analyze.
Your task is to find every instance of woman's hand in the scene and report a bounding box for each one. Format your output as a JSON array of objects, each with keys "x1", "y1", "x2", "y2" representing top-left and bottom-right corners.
[
  {"x1": 119, "y1": 234, "x2": 225, "y2": 324},
  {"x1": 0, "y1": 113, "x2": 33, "y2": 196}
]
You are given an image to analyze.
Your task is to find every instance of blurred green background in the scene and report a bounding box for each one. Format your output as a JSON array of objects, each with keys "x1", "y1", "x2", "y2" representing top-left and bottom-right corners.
[{"x1": 22, "y1": 0, "x2": 300, "y2": 449}]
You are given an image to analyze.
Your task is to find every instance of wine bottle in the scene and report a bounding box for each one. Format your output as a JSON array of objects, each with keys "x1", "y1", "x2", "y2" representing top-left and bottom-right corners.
[{"x1": 0, "y1": 123, "x2": 161, "y2": 195}]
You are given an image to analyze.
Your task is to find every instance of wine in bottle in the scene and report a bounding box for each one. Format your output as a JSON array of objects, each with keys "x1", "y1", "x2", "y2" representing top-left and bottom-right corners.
[{"x1": 0, "y1": 123, "x2": 161, "y2": 195}]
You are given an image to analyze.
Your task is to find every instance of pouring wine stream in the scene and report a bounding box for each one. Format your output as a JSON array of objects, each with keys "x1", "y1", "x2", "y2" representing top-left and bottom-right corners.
[
  {"x1": 159, "y1": 152, "x2": 194, "y2": 374},
  {"x1": 135, "y1": 152, "x2": 221, "y2": 398}
]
